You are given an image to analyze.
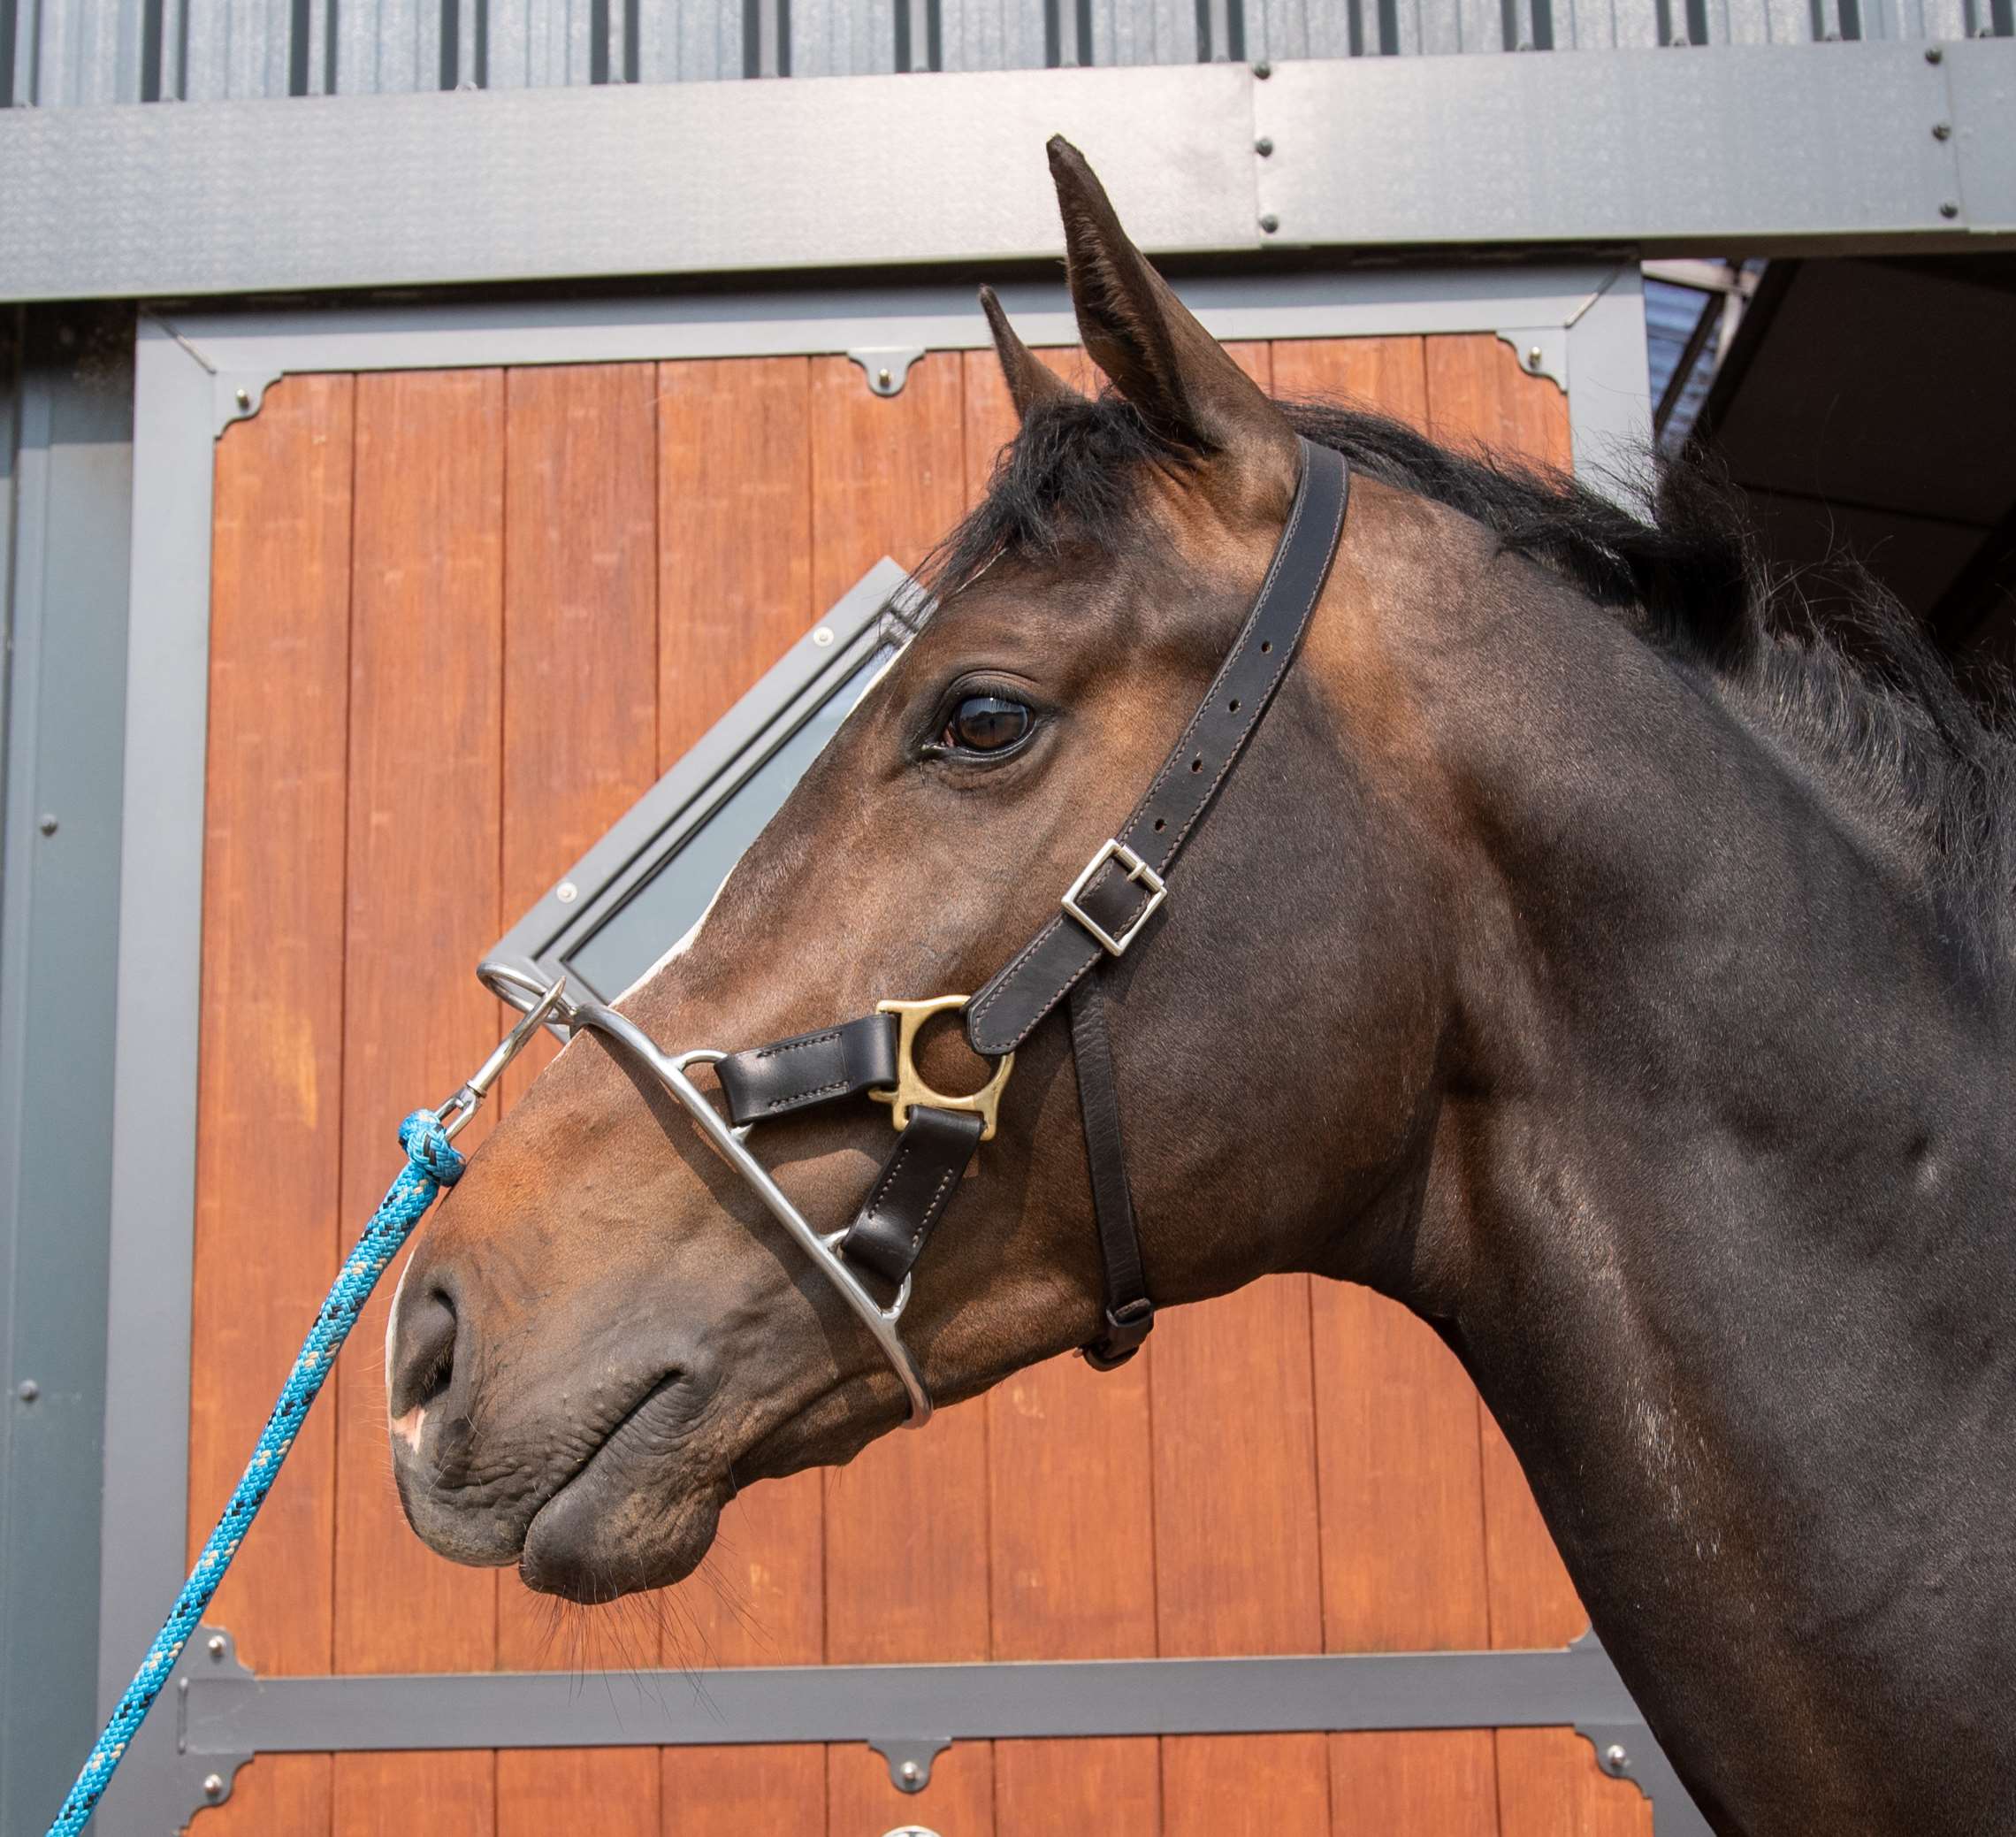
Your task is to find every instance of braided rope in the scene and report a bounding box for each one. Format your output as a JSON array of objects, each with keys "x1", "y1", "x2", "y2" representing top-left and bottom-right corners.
[{"x1": 43, "y1": 1110, "x2": 465, "y2": 1837}]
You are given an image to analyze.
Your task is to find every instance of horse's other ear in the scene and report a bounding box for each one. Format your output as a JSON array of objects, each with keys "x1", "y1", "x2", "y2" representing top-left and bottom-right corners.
[
  {"x1": 1045, "y1": 135, "x2": 1295, "y2": 488},
  {"x1": 980, "y1": 286, "x2": 1082, "y2": 422}
]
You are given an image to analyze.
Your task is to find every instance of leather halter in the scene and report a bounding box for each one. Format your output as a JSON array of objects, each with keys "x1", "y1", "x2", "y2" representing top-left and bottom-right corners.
[{"x1": 481, "y1": 437, "x2": 1349, "y2": 1424}]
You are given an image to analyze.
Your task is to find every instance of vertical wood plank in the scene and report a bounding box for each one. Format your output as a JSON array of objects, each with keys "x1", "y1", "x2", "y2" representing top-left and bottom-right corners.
[
  {"x1": 1271, "y1": 337, "x2": 1432, "y2": 432},
  {"x1": 1495, "y1": 1731, "x2": 1654, "y2": 1837},
  {"x1": 332, "y1": 369, "x2": 505, "y2": 1836},
  {"x1": 1164, "y1": 1735, "x2": 1330, "y2": 1837},
  {"x1": 188, "y1": 373, "x2": 355, "y2": 1837},
  {"x1": 808, "y1": 350, "x2": 966, "y2": 609},
  {"x1": 491, "y1": 362, "x2": 664, "y2": 1837},
  {"x1": 654, "y1": 351, "x2": 831, "y2": 1837},
  {"x1": 656, "y1": 357, "x2": 815, "y2": 763}
]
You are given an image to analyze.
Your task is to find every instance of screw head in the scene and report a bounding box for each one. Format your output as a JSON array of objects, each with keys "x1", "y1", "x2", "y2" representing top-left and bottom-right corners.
[
  {"x1": 208, "y1": 1634, "x2": 228, "y2": 1658},
  {"x1": 876, "y1": 367, "x2": 892, "y2": 388},
  {"x1": 1254, "y1": 135, "x2": 1274, "y2": 157},
  {"x1": 813, "y1": 625, "x2": 836, "y2": 647},
  {"x1": 897, "y1": 1758, "x2": 923, "y2": 1786},
  {"x1": 233, "y1": 387, "x2": 251, "y2": 409},
  {"x1": 1604, "y1": 1743, "x2": 1630, "y2": 1773},
  {"x1": 1253, "y1": 58, "x2": 1271, "y2": 77},
  {"x1": 202, "y1": 1773, "x2": 226, "y2": 1801},
  {"x1": 16, "y1": 1379, "x2": 39, "y2": 1404},
  {"x1": 38, "y1": 813, "x2": 57, "y2": 836},
  {"x1": 1925, "y1": 42, "x2": 1943, "y2": 60},
  {"x1": 1933, "y1": 120, "x2": 1951, "y2": 139},
  {"x1": 1528, "y1": 345, "x2": 1545, "y2": 369},
  {"x1": 1258, "y1": 213, "x2": 1280, "y2": 234},
  {"x1": 1940, "y1": 200, "x2": 1960, "y2": 218},
  {"x1": 554, "y1": 880, "x2": 578, "y2": 905}
]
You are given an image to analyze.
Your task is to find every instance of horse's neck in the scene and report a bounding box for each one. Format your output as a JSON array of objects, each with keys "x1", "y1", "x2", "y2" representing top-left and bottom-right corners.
[{"x1": 1418, "y1": 560, "x2": 2016, "y2": 1833}]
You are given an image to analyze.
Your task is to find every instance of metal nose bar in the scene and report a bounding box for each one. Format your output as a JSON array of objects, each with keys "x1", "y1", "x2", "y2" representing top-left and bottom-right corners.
[{"x1": 472, "y1": 960, "x2": 934, "y2": 1425}]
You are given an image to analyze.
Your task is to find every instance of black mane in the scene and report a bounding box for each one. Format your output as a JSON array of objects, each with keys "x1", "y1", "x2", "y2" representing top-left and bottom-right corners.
[{"x1": 926, "y1": 391, "x2": 2015, "y2": 975}]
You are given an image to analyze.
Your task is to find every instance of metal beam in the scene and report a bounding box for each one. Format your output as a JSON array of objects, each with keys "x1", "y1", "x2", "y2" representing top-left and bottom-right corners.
[
  {"x1": 0, "y1": 42, "x2": 2012, "y2": 303},
  {"x1": 155, "y1": 1625, "x2": 1713, "y2": 1837}
]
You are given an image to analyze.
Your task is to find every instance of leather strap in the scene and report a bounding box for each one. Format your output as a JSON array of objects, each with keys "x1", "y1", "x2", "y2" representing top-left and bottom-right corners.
[
  {"x1": 715, "y1": 1013, "x2": 898, "y2": 1127},
  {"x1": 1068, "y1": 974, "x2": 1153, "y2": 1369},
  {"x1": 966, "y1": 438, "x2": 1349, "y2": 1059},
  {"x1": 839, "y1": 1105, "x2": 986, "y2": 1288}
]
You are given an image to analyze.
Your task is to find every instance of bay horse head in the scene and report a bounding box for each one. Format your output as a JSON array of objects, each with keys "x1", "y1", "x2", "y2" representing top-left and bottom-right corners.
[{"x1": 388, "y1": 140, "x2": 2016, "y2": 1835}]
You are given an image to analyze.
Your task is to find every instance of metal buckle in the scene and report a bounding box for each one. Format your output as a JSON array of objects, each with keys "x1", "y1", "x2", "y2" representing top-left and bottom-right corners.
[
  {"x1": 1060, "y1": 838, "x2": 1166, "y2": 957},
  {"x1": 869, "y1": 995, "x2": 1015, "y2": 1142}
]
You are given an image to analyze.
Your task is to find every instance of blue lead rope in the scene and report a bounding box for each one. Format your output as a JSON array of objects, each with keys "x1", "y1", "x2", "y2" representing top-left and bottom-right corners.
[{"x1": 43, "y1": 1110, "x2": 465, "y2": 1837}]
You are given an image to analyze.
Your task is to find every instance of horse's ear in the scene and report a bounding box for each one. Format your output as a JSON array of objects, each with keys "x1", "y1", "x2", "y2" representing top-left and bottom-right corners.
[
  {"x1": 1046, "y1": 136, "x2": 1295, "y2": 484},
  {"x1": 980, "y1": 286, "x2": 1082, "y2": 422}
]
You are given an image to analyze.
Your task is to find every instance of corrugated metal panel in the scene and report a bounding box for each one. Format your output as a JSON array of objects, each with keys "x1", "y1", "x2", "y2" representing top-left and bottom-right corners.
[{"x1": 4, "y1": 0, "x2": 2007, "y2": 108}]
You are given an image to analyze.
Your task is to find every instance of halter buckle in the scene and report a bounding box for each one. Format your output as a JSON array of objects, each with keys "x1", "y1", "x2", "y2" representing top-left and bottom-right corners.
[
  {"x1": 1061, "y1": 838, "x2": 1166, "y2": 957},
  {"x1": 870, "y1": 995, "x2": 1015, "y2": 1142}
]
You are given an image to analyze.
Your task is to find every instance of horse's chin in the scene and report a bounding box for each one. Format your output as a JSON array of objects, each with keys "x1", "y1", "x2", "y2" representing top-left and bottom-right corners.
[{"x1": 517, "y1": 1460, "x2": 725, "y2": 1604}]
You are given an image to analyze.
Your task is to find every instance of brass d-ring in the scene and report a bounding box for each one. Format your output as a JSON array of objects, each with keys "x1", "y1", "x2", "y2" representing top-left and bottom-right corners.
[{"x1": 870, "y1": 995, "x2": 1015, "y2": 1142}]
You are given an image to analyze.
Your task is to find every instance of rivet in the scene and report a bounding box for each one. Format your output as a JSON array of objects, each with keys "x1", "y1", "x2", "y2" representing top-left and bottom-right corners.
[
  {"x1": 207, "y1": 1634, "x2": 227, "y2": 1658},
  {"x1": 38, "y1": 813, "x2": 57, "y2": 836},
  {"x1": 554, "y1": 881, "x2": 578, "y2": 905},
  {"x1": 1940, "y1": 200, "x2": 1960, "y2": 218},
  {"x1": 1254, "y1": 135, "x2": 1274, "y2": 156},
  {"x1": 1253, "y1": 58, "x2": 1271, "y2": 77},
  {"x1": 877, "y1": 367, "x2": 892, "y2": 388},
  {"x1": 1528, "y1": 345, "x2": 1545, "y2": 368},
  {"x1": 202, "y1": 1773, "x2": 226, "y2": 1801},
  {"x1": 1604, "y1": 1743, "x2": 1630, "y2": 1773},
  {"x1": 897, "y1": 1759, "x2": 923, "y2": 1786},
  {"x1": 1259, "y1": 213, "x2": 1280, "y2": 234},
  {"x1": 1932, "y1": 121, "x2": 1951, "y2": 139},
  {"x1": 1925, "y1": 42, "x2": 1942, "y2": 60},
  {"x1": 16, "y1": 1380, "x2": 39, "y2": 1404},
  {"x1": 234, "y1": 387, "x2": 251, "y2": 409},
  {"x1": 813, "y1": 625, "x2": 836, "y2": 647}
]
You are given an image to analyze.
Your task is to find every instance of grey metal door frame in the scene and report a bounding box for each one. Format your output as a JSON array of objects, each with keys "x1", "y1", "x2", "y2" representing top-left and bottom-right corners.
[{"x1": 92, "y1": 266, "x2": 1669, "y2": 1835}]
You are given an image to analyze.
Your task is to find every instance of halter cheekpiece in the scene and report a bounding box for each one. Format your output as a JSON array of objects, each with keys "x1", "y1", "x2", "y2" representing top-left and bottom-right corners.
[{"x1": 480, "y1": 438, "x2": 1350, "y2": 1425}]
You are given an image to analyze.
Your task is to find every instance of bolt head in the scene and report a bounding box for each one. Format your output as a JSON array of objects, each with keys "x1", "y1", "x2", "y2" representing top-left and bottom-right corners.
[
  {"x1": 1925, "y1": 42, "x2": 1943, "y2": 60},
  {"x1": 208, "y1": 1634, "x2": 228, "y2": 1658},
  {"x1": 897, "y1": 1758, "x2": 923, "y2": 1785},
  {"x1": 1941, "y1": 200, "x2": 1960, "y2": 218},
  {"x1": 1253, "y1": 58, "x2": 1272, "y2": 77},
  {"x1": 16, "y1": 1380, "x2": 39, "y2": 1403},
  {"x1": 1604, "y1": 1743, "x2": 1630, "y2": 1772},
  {"x1": 877, "y1": 367, "x2": 892, "y2": 387},
  {"x1": 234, "y1": 387, "x2": 252, "y2": 409},
  {"x1": 813, "y1": 625, "x2": 836, "y2": 647},
  {"x1": 203, "y1": 1774, "x2": 226, "y2": 1801},
  {"x1": 555, "y1": 880, "x2": 578, "y2": 904},
  {"x1": 38, "y1": 814, "x2": 57, "y2": 836},
  {"x1": 1528, "y1": 346, "x2": 1545, "y2": 368},
  {"x1": 1259, "y1": 213, "x2": 1280, "y2": 234},
  {"x1": 1933, "y1": 120, "x2": 1952, "y2": 139},
  {"x1": 1254, "y1": 135, "x2": 1274, "y2": 157}
]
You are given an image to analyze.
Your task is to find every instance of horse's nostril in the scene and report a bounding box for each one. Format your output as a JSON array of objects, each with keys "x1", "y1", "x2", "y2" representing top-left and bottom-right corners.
[{"x1": 391, "y1": 1289, "x2": 459, "y2": 1420}]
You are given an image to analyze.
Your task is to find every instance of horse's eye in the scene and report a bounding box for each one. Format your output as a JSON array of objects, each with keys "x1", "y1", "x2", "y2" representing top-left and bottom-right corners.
[{"x1": 942, "y1": 693, "x2": 1032, "y2": 754}]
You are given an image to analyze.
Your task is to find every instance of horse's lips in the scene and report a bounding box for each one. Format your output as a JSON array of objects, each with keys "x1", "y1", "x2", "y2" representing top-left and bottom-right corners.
[{"x1": 516, "y1": 1373, "x2": 717, "y2": 1601}]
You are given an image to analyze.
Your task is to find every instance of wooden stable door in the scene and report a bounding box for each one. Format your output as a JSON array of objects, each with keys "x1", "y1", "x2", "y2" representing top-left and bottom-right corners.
[{"x1": 188, "y1": 340, "x2": 1650, "y2": 1837}]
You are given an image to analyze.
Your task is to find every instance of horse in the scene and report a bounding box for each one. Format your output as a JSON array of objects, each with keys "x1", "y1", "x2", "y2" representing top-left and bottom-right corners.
[{"x1": 384, "y1": 139, "x2": 2016, "y2": 1835}]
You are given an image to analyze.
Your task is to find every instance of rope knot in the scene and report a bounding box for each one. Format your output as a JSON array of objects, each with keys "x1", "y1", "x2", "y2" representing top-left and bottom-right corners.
[{"x1": 398, "y1": 1110, "x2": 467, "y2": 1185}]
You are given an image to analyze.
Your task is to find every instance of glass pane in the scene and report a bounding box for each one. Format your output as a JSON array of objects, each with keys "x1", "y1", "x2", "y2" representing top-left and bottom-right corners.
[{"x1": 568, "y1": 644, "x2": 897, "y2": 999}]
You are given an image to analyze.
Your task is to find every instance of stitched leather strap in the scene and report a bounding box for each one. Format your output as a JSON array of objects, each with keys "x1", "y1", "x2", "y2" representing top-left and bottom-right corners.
[
  {"x1": 715, "y1": 1013, "x2": 898, "y2": 1126},
  {"x1": 965, "y1": 438, "x2": 1349, "y2": 1058},
  {"x1": 1068, "y1": 974, "x2": 1154, "y2": 1369},
  {"x1": 840, "y1": 1104, "x2": 986, "y2": 1287}
]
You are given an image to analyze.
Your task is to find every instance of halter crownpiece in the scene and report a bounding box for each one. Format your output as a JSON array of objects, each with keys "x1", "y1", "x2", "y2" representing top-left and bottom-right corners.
[{"x1": 479, "y1": 437, "x2": 1350, "y2": 1423}]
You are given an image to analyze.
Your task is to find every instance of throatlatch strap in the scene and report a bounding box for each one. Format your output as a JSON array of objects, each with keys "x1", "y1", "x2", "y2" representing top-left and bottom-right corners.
[
  {"x1": 966, "y1": 439, "x2": 1349, "y2": 1059},
  {"x1": 715, "y1": 1013, "x2": 899, "y2": 1126},
  {"x1": 840, "y1": 1104, "x2": 986, "y2": 1288},
  {"x1": 1068, "y1": 974, "x2": 1154, "y2": 1369}
]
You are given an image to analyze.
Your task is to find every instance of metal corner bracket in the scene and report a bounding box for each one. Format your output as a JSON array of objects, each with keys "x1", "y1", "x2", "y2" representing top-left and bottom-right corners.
[
  {"x1": 213, "y1": 370, "x2": 284, "y2": 438},
  {"x1": 1496, "y1": 327, "x2": 1568, "y2": 394},
  {"x1": 869, "y1": 1734, "x2": 952, "y2": 1793}
]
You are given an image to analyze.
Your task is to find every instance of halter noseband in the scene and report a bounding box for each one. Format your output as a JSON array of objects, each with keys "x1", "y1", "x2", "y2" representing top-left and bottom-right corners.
[{"x1": 472, "y1": 439, "x2": 1350, "y2": 1428}]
